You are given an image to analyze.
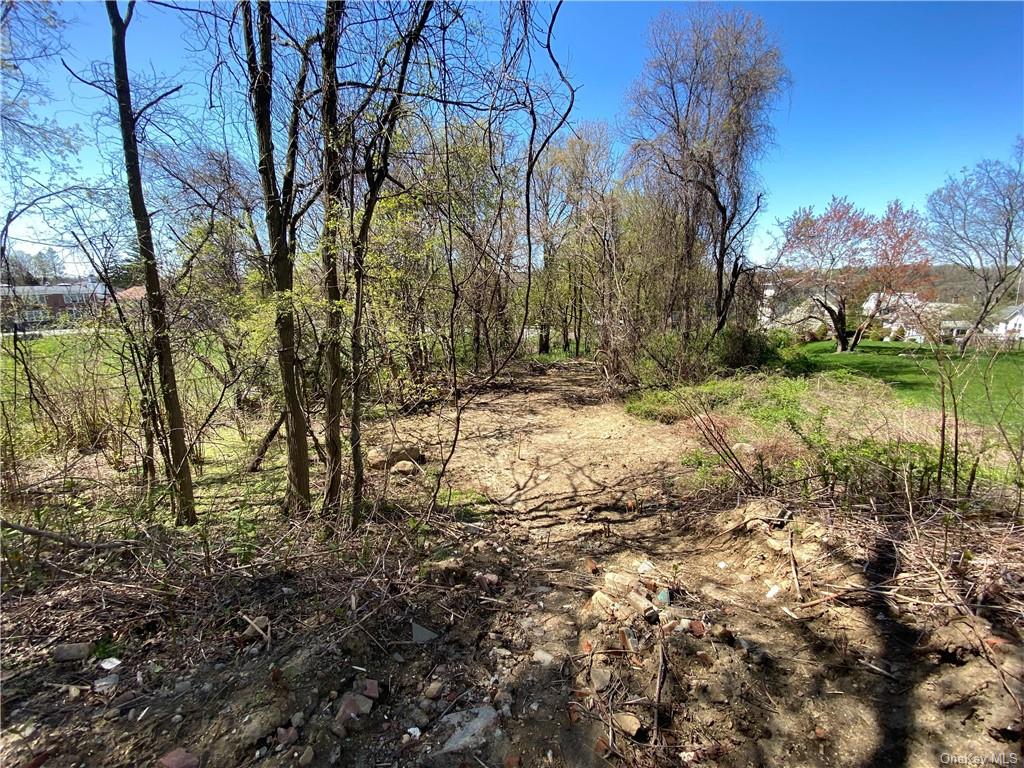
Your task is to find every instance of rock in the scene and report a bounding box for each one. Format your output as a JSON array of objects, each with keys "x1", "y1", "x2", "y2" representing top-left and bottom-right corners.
[
  {"x1": 590, "y1": 666, "x2": 612, "y2": 692},
  {"x1": 277, "y1": 726, "x2": 299, "y2": 746},
  {"x1": 636, "y1": 560, "x2": 655, "y2": 574},
  {"x1": 412, "y1": 622, "x2": 438, "y2": 644},
  {"x1": 532, "y1": 648, "x2": 556, "y2": 666},
  {"x1": 240, "y1": 704, "x2": 290, "y2": 746},
  {"x1": 98, "y1": 657, "x2": 121, "y2": 671},
  {"x1": 328, "y1": 719, "x2": 348, "y2": 739},
  {"x1": 424, "y1": 681, "x2": 444, "y2": 699},
  {"x1": 440, "y1": 706, "x2": 499, "y2": 753},
  {"x1": 361, "y1": 678, "x2": 380, "y2": 699},
  {"x1": 336, "y1": 692, "x2": 374, "y2": 721},
  {"x1": 705, "y1": 682, "x2": 729, "y2": 704},
  {"x1": 475, "y1": 572, "x2": 500, "y2": 591},
  {"x1": 241, "y1": 615, "x2": 270, "y2": 639},
  {"x1": 390, "y1": 460, "x2": 419, "y2": 476},
  {"x1": 411, "y1": 707, "x2": 431, "y2": 728},
  {"x1": 53, "y1": 642, "x2": 94, "y2": 662},
  {"x1": 370, "y1": 442, "x2": 426, "y2": 469},
  {"x1": 590, "y1": 590, "x2": 618, "y2": 618},
  {"x1": 765, "y1": 584, "x2": 782, "y2": 599},
  {"x1": 612, "y1": 712, "x2": 643, "y2": 737},
  {"x1": 366, "y1": 448, "x2": 388, "y2": 470},
  {"x1": 159, "y1": 749, "x2": 200, "y2": 768},
  {"x1": 291, "y1": 711, "x2": 305, "y2": 728},
  {"x1": 731, "y1": 442, "x2": 756, "y2": 457},
  {"x1": 298, "y1": 746, "x2": 315, "y2": 766}
]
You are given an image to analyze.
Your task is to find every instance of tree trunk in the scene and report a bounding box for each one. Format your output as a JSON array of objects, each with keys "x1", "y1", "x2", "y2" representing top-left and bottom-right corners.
[
  {"x1": 241, "y1": 0, "x2": 310, "y2": 513},
  {"x1": 320, "y1": 0, "x2": 346, "y2": 522},
  {"x1": 106, "y1": 1, "x2": 195, "y2": 526}
]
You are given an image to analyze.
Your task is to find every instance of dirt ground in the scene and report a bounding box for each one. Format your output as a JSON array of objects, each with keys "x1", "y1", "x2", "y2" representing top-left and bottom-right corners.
[{"x1": 2, "y1": 364, "x2": 1021, "y2": 767}]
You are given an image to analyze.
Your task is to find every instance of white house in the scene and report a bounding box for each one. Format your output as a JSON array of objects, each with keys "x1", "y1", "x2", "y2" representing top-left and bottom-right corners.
[
  {"x1": 861, "y1": 292, "x2": 920, "y2": 320},
  {"x1": 989, "y1": 304, "x2": 1024, "y2": 340}
]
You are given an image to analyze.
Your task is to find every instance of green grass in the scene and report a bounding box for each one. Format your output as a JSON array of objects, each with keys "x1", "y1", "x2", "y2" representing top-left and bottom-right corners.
[
  {"x1": 801, "y1": 341, "x2": 1024, "y2": 430},
  {"x1": 624, "y1": 341, "x2": 1023, "y2": 434}
]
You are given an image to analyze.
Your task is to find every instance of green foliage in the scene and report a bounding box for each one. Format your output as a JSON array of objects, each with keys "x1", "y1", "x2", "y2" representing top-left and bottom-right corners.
[
  {"x1": 737, "y1": 376, "x2": 809, "y2": 427},
  {"x1": 712, "y1": 327, "x2": 781, "y2": 370},
  {"x1": 801, "y1": 341, "x2": 1024, "y2": 430},
  {"x1": 625, "y1": 379, "x2": 744, "y2": 424}
]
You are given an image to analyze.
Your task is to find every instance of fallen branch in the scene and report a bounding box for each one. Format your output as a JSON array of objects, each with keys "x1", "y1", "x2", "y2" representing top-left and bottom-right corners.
[{"x1": 1, "y1": 518, "x2": 143, "y2": 550}]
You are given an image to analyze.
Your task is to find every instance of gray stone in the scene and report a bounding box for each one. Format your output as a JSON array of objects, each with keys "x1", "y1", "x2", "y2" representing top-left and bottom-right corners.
[
  {"x1": 298, "y1": 746, "x2": 315, "y2": 766},
  {"x1": 590, "y1": 666, "x2": 612, "y2": 692},
  {"x1": 390, "y1": 460, "x2": 419, "y2": 476},
  {"x1": 440, "y1": 706, "x2": 499, "y2": 753},
  {"x1": 532, "y1": 648, "x2": 556, "y2": 666},
  {"x1": 52, "y1": 642, "x2": 94, "y2": 662},
  {"x1": 412, "y1": 622, "x2": 438, "y2": 644}
]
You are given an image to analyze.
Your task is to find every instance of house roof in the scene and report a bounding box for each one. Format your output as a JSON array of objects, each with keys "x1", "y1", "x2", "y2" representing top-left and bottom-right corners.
[
  {"x1": 115, "y1": 286, "x2": 147, "y2": 303},
  {"x1": 997, "y1": 304, "x2": 1024, "y2": 321}
]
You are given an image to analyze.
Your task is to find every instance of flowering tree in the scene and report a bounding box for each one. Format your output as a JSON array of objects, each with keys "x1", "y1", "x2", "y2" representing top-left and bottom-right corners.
[
  {"x1": 779, "y1": 197, "x2": 930, "y2": 351},
  {"x1": 779, "y1": 196, "x2": 876, "y2": 351}
]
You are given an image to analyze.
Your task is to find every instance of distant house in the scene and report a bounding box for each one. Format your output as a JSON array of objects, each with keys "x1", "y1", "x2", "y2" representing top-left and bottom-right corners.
[
  {"x1": 861, "y1": 292, "x2": 920, "y2": 320},
  {"x1": 891, "y1": 301, "x2": 969, "y2": 344},
  {"x1": 989, "y1": 304, "x2": 1024, "y2": 340},
  {"x1": 0, "y1": 279, "x2": 110, "y2": 330}
]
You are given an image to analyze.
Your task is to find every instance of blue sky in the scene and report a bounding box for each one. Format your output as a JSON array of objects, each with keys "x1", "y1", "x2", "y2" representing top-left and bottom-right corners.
[
  {"x1": 553, "y1": 1, "x2": 1024, "y2": 261},
  {"x1": 25, "y1": 1, "x2": 1024, "y2": 266}
]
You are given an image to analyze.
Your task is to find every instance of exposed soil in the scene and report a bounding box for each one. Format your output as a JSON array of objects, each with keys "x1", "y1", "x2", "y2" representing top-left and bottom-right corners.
[{"x1": 2, "y1": 364, "x2": 1021, "y2": 768}]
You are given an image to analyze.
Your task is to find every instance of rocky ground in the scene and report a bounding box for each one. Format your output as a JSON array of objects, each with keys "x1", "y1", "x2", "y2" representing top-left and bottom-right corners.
[{"x1": 1, "y1": 365, "x2": 1021, "y2": 767}]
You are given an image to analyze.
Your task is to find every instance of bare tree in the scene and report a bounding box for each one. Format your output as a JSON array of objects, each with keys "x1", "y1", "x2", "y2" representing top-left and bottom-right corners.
[
  {"x1": 106, "y1": 0, "x2": 195, "y2": 524},
  {"x1": 319, "y1": 0, "x2": 346, "y2": 521},
  {"x1": 927, "y1": 142, "x2": 1024, "y2": 349},
  {"x1": 629, "y1": 5, "x2": 787, "y2": 350},
  {"x1": 239, "y1": 0, "x2": 314, "y2": 514}
]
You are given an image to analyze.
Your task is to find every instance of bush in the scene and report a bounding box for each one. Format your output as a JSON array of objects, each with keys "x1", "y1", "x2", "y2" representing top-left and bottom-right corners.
[
  {"x1": 778, "y1": 347, "x2": 818, "y2": 376},
  {"x1": 767, "y1": 328, "x2": 798, "y2": 350},
  {"x1": 867, "y1": 325, "x2": 887, "y2": 342},
  {"x1": 713, "y1": 327, "x2": 780, "y2": 370}
]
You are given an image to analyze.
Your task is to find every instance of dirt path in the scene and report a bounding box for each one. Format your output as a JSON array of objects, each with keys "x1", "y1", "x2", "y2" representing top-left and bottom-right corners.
[
  {"x1": 393, "y1": 364, "x2": 1022, "y2": 767},
  {"x1": 2, "y1": 366, "x2": 1020, "y2": 768}
]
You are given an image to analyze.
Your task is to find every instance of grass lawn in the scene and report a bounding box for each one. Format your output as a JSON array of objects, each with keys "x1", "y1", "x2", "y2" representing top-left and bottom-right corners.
[{"x1": 800, "y1": 340, "x2": 1024, "y2": 431}]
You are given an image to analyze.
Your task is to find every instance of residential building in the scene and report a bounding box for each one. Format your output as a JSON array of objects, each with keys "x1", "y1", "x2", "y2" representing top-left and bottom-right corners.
[{"x1": 0, "y1": 279, "x2": 110, "y2": 330}]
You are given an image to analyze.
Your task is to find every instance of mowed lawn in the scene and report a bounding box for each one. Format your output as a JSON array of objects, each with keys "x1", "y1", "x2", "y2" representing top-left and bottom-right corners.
[{"x1": 801, "y1": 340, "x2": 1024, "y2": 431}]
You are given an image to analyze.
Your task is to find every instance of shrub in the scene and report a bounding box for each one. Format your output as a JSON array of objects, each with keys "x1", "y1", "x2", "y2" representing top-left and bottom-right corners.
[{"x1": 713, "y1": 327, "x2": 780, "y2": 370}]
